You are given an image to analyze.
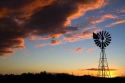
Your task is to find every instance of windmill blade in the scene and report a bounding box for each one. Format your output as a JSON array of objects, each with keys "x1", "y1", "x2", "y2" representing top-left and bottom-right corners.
[
  {"x1": 94, "y1": 40, "x2": 101, "y2": 47},
  {"x1": 106, "y1": 33, "x2": 111, "y2": 37},
  {"x1": 105, "y1": 42, "x2": 109, "y2": 46},
  {"x1": 94, "y1": 40, "x2": 100, "y2": 45},
  {"x1": 95, "y1": 42, "x2": 100, "y2": 47},
  {"x1": 107, "y1": 34, "x2": 110, "y2": 37},
  {"x1": 105, "y1": 41, "x2": 110, "y2": 44},
  {"x1": 97, "y1": 42, "x2": 101, "y2": 47},
  {"x1": 103, "y1": 42, "x2": 107, "y2": 47},
  {"x1": 105, "y1": 31, "x2": 109, "y2": 37},
  {"x1": 106, "y1": 36, "x2": 111, "y2": 39},
  {"x1": 106, "y1": 38, "x2": 111, "y2": 41},
  {"x1": 105, "y1": 32, "x2": 110, "y2": 37},
  {"x1": 98, "y1": 43, "x2": 101, "y2": 47},
  {"x1": 106, "y1": 39, "x2": 111, "y2": 41},
  {"x1": 106, "y1": 36, "x2": 111, "y2": 40}
]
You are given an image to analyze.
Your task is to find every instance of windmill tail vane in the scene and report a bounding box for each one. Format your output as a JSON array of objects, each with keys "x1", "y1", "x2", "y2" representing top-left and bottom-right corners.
[{"x1": 93, "y1": 31, "x2": 111, "y2": 78}]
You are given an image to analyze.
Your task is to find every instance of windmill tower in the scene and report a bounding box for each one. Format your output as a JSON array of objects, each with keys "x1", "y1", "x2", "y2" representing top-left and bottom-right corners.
[{"x1": 93, "y1": 31, "x2": 111, "y2": 78}]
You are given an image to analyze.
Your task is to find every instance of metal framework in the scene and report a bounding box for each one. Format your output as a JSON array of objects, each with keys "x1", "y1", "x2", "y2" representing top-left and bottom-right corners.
[
  {"x1": 97, "y1": 48, "x2": 110, "y2": 77},
  {"x1": 93, "y1": 31, "x2": 111, "y2": 78}
]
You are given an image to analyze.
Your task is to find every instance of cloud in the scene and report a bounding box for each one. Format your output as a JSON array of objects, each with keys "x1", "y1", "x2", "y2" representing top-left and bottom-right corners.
[
  {"x1": 35, "y1": 44, "x2": 47, "y2": 48},
  {"x1": 0, "y1": 17, "x2": 25, "y2": 55},
  {"x1": 76, "y1": 29, "x2": 98, "y2": 39},
  {"x1": 106, "y1": 19, "x2": 125, "y2": 27},
  {"x1": 64, "y1": 28, "x2": 99, "y2": 43},
  {"x1": 85, "y1": 68, "x2": 117, "y2": 71},
  {"x1": 0, "y1": 0, "x2": 54, "y2": 19},
  {"x1": 29, "y1": 33, "x2": 62, "y2": 41},
  {"x1": 50, "y1": 33, "x2": 62, "y2": 39},
  {"x1": 62, "y1": 46, "x2": 95, "y2": 54},
  {"x1": 0, "y1": 0, "x2": 105, "y2": 56},
  {"x1": 74, "y1": 47, "x2": 83, "y2": 53},
  {"x1": 50, "y1": 40, "x2": 62, "y2": 46},
  {"x1": 64, "y1": 0, "x2": 106, "y2": 26},
  {"x1": 25, "y1": 0, "x2": 105, "y2": 35},
  {"x1": 88, "y1": 14, "x2": 117, "y2": 24},
  {"x1": 29, "y1": 35, "x2": 52, "y2": 41},
  {"x1": 64, "y1": 37, "x2": 80, "y2": 42}
]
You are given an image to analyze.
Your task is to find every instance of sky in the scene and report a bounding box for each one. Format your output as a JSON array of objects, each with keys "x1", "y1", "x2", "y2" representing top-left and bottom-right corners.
[{"x1": 0, "y1": 0, "x2": 125, "y2": 77}]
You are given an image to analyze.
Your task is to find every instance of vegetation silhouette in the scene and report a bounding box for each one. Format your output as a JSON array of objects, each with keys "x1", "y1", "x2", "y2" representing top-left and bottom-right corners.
[{"x1": 0, "y1": 71, "x2": 125, "y2": 82}]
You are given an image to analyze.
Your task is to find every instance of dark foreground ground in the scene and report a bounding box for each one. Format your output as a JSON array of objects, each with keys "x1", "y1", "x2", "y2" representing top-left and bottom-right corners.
[{"x1": 0, "y1": 72, "x2": 125, "y2": 82}]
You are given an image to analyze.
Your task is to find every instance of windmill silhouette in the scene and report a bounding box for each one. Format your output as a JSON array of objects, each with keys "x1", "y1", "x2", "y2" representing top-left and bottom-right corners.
[{"x1": 93, "y1": 31, "x2": 111, "y2": 78}]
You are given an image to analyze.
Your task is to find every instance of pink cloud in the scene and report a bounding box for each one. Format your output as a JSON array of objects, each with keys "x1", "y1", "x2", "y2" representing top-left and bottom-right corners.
[
  {"x1": 35, "y1": 44, "x2": 47, "y2": 48},
  {"x1": 119, "y1": 8, "x2": 125, "y2": 13},
  {"x1": 65, "y1": 0, "x2": 106, "y2": 26},
  {"x1": 74, "y1": 29, "x2": 99, "y2": 39},
  {"x1": 50, "y1": 33, "x2": 62, "y2": 38},
  {"x1": 74, "y1": 47, "x2": 83, "y2": 53},
  {"x1": 29, "y1": 33, "x2": 62, "y2": 41},
  {"x1": 89, "y1": 14, "x2": 117, "y2": 24},
  {"x1": 106, "y1": 19, "x2": 125, "y2": 27},
  {"x1": 40, "y1": 36, "x2": 52, "y2": 40},
  {"x1": 50, "y1": 40, "x2": 62, "y2": 46},
  {"x1": 29, "y1": 35, "x2": 52, "y2": 41},
  {"x1": 77, "y1": 31, "x2": 93, "y2": 39},
  {"x1": 64, "y1": 37, "x2": 80, "y2": 42}
]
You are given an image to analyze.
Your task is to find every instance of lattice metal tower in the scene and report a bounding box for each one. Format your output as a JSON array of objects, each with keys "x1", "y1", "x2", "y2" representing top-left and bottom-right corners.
[{"x1": 93, "y1": 31, "x2": 111, "y2": 78}]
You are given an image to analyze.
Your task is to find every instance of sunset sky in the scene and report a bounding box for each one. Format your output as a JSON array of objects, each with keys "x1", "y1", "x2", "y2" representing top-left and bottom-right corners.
[{"x1": 0, "y1": 0, "x2": 125, "y2": 77}]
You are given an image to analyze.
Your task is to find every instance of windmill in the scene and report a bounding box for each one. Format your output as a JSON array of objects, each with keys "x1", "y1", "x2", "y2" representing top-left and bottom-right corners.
[{"x1": 93, "y1": 31, "x2": 111, "y2": 78}]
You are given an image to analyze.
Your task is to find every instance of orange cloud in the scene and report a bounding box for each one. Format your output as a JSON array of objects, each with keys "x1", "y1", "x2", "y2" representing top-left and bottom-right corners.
[
  {"x1": 77, "y1": 31, "x2": 93, "y2": 39},
  {"x1": 15, "y1": 38, "x2": 25, "y2": 48},
  {"x1": 107, "y1": 19, "x2": 125, "y2": 27},
  {"x1": 65, "y1": 0, "x2": 106, "y2": 26},
  {"x1": 64, "y1": 37, "x2": 80, "y2": 42},
  {"x1": 63, "y1": 28, "x2": 100, "y2": 44},
  {"x1": 89, "y1": 14, "x2": 117, "y2": 24},
  {"x1": 29, "y1": 35, "x2": 38, "y2": 41},
  {"x1": 40, "y1": 36, "x2": 52, "y2": 41},
  {"x1": 0, "y1": 8, "x2": 10, "y2": 17},
  {"x1": 73, "y1": 29, "x2": 99, "y2": 39},
  {"x1": 0, "y1": 0, "x2": 55, "y2": 19},
  {"x1": 35, "y1": 44, "x2": 46, "y2": 48},
  {"x1": 20, "y1": 0, "x2": 55, "y2": 19},
  {"x1": 50, "y1": 33, "x2": 62, "y2": 38},
  {"x1": 50, "y1": 40, "x2": 62, "y2": 46},
  {"x1": 75, "y1": 48, "x2": 83, "y2": 53},
  {"x1": 0, "y1": 48, "x2": 13, "y2": 55}
]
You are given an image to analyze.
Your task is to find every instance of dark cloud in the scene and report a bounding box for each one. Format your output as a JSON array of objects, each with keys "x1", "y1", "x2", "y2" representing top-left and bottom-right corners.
[
  {"x1": 25, "y1": 0, "x2": 86, "y2": 34},
  {"x1": 0, "y1": 0, "x2": 32, "y2": 8},
  {"x1": 0, "y1": 17, "x2": 25, "y2": 55},
  {"x1": 0, "y1": 0, "x2": 105, "y2": 56}
]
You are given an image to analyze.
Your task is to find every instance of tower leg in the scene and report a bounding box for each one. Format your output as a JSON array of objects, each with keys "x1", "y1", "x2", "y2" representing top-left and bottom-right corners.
[{"x1": 97, "y1": 49, "x2": 110, "y2": 78}]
